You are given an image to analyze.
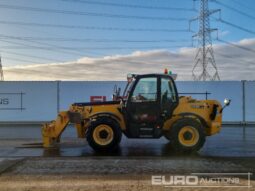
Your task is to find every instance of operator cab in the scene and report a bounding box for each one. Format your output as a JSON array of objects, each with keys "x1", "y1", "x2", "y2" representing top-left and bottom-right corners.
[{"x1": 122, "y1": 72, "x2": 179, "y2": 138}]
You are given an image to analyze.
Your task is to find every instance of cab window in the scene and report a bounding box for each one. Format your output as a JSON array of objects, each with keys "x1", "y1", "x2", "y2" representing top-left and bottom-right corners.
[
  {"x1": 131, "y1": 77, "x2": 157, "y2": 102},
  {"x1": 161, "y1": 78, "x2": 176, "y2": 103}
]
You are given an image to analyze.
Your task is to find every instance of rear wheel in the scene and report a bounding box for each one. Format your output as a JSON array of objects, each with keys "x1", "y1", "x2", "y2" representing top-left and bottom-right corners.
[
  {"x1": 166, "y1": 118, "x2": 205, "y2": 153},
  {"x1": 86, "y1": 118, "x2": 122, "y2": 152}
]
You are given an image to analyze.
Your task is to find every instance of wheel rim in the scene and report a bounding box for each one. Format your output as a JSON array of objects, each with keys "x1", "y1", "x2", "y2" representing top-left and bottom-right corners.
[
  {"x1": 178, "y1": 126, "x2": 199, "y2": 147},
  {"x1": 93, "y1": 124, "x2": 114, "y2": 146}
]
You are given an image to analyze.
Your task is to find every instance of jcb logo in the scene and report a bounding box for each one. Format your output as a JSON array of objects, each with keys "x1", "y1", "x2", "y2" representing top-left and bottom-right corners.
[{"x1": 0, "y1": 98, "x2": 9, "y2": 105}]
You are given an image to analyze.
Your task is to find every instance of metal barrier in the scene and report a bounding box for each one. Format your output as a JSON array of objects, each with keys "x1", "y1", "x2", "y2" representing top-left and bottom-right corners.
[{"x1": 0, "y1": 81, "x2": 254, "y2": 125}]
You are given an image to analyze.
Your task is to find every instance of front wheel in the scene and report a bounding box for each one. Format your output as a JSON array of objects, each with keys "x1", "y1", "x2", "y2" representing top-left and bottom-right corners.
[
  {"x1": 86, "y1": 118, "x2": 122, "y2": 152},
  {"x1": 167, "y1": 118, "x2": 206, "y2": 153}
]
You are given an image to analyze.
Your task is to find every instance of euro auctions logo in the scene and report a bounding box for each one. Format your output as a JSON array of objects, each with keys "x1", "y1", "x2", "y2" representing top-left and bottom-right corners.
[
  {"x1": 152, "y1": 175, "x2": 198, "y2": 186},
  {"x1": 151, "y1": 173, "x2": 252, "y2": 188}
]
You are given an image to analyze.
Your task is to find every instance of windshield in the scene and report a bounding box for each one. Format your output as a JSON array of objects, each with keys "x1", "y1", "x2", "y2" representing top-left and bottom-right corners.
[{"x1": 131, "y1": 77, "x2": 157, "y2": 102}]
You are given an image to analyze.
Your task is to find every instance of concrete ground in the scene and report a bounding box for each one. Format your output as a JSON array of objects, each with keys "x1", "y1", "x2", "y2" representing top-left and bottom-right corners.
[{"x1": 0, "y1": 125, "x2": 254, "y2": 191}]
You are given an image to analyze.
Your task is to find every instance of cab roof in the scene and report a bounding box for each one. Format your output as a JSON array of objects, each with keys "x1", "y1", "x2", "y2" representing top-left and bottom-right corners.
[{"x1": 132, "y1": 73, "x2": 177, "y2": 80}]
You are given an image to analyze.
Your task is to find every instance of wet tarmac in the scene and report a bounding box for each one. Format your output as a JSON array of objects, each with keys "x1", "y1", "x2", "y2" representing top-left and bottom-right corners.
[
  {"x1": 0, "y1": 125, "x2": 254, "y2": 191},
  {"x1": 0, "y1": 124, "x2": 254, "y2": 158}
]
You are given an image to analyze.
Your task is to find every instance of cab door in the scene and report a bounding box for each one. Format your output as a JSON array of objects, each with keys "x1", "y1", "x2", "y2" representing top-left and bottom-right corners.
[
  {"x1": 160, "y1": 76, "x2": 179, "y2": 120},
  {"x1": 125, "y1": 76, "x2": 161, "y2": 138}
]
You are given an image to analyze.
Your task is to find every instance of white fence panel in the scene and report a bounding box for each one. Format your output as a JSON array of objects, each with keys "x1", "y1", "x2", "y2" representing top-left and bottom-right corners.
[
  {"x1": 176, "y1": 81, "x2": 243, "y2": 122},
  {"x1": 0, "y1": 81, "x2": 57, "y2": 122},
  {"x1": 245, "y1": 81, "x2": 255, "y2": 122},
  {"x1": 0, "y1": 81, "x2": 253, "y2": 123}
]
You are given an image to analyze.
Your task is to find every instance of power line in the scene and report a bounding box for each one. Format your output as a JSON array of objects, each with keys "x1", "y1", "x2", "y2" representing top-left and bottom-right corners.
[
  {"x1": 217, "y1": 38, "x2": 255, "y2": 54},
  {"x1": 17, "y1": 37, "x2": 89, "y2": 56},
  {"x1": 0, "y1": 34, "x2": 191, "y2": 51},
  {"x1": 2, "y1": 35, "x2": 186, "y2": 57},
  {"x1": 231, "y1": 0, "x2": 255, "y2": 13},
  {"x1": 0, "y1": 39, "x2": 85, "y2": 57},
  {"x1": 62, "y1": 0, "x2": 196, "y2": 11},
  {"x1": 0, "y1": 35, "x2": 123, "y2": 58},
  {"x1": 216, "y1": 18, "x2": 255, "y2": 35},
  {"x1": 1, "y1": 50, "x2": 65, "y2": 63},
  {"x1": 213, "y1": 0, "x2": 255, "y2": 20},
  {"x1": 0, "y1": 30, "x2": 192, "y2": 51},
  {"x1": 2, "y1": 56, "x2": 45, "y2": 64},
  {"x1": 0, "y1": 34, "x2": 190, "y2": 43},
  {"x1": 0, "y1": 4, "x2": 189, "y2": 21},
  {"x1": 0, "y1": 45, "x2": 191, "y2": 50},
  {"x1": 215, "y1": 52, "x2": 255, "y2": 65},
  {"x1": 0, "y1": 20, "x2": 190, "y2": 33},
  {"x1": 0, "y1": 24, "x2": 114, "y2": 57},
  {"x1": 4, "y1": 51, "x2": 254, "y2": 70},
  {"x1": 1, "y1": 38, "x2": 188, "y2": 66}
]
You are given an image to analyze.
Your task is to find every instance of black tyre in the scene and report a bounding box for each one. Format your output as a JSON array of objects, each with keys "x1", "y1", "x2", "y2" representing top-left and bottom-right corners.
[
  {"x1": 86, "y1": 117, "x2": 122, "y2": 152},
  {"x1": 168, "y1": 118, "x2": 205, "y2": 153}
]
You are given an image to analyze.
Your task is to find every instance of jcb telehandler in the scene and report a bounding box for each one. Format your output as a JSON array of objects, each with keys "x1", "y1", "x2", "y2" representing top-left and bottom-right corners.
[{"x1": 42, "y1": 71, "x2": 230, "y2": 153}]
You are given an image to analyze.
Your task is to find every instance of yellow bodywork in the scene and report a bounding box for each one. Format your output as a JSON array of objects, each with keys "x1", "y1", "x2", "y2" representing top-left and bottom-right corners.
[
  {"x1": 42, "y1": 111, "x2": 69, "y2": 147},
  {"x1": 163, "y1": 96, "x2": 222, "y2": 135},
  {"x1": 42, "y1": 96, "x2": 222, "y2": 147},
  {"x1": 42, "y1": 104, "x2": 126, "y2": 147}
]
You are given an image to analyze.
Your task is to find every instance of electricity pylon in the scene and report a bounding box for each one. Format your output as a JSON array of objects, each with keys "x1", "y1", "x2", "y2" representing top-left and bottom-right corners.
[{"x1": 190, "y1": 0, "x2": 220, "y2": 81}]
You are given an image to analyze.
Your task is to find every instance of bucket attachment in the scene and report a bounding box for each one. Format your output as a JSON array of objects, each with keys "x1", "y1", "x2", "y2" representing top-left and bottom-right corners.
[{"x1": 42, "y1": 111, "x2": 70, "y2": 147}]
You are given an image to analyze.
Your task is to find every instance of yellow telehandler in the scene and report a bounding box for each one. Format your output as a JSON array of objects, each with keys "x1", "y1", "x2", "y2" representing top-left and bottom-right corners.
[{"x1": 42, "y1": 71, "x2": 230, "y2": 153}]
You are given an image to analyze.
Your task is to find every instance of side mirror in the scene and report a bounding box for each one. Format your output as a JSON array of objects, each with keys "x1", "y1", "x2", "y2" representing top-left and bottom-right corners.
[
  {"x1": 220, "y1": 98, "x2": 231, "y2": 113},
  {"x1": 224, "y1": 98, "x2": 231, "y2": 106}
]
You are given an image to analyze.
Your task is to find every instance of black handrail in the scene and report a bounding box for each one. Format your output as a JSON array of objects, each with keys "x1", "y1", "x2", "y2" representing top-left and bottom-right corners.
[{"x1": 179, "y1": 91, "x2": 211, "y2": 100}]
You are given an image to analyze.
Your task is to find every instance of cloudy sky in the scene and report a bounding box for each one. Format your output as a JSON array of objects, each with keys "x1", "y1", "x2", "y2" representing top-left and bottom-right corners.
[{"x1": 0, "y1": 0, "x2": 254, "y2": 81}]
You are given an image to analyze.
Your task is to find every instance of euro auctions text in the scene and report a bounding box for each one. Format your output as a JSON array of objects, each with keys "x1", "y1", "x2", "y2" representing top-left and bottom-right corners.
[{"x1": 151, "y1": 173, "x2": 252, "y2": 188}]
